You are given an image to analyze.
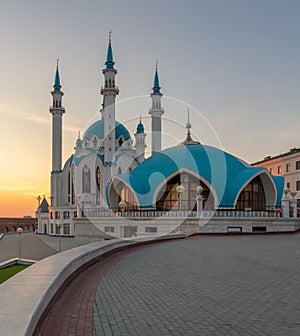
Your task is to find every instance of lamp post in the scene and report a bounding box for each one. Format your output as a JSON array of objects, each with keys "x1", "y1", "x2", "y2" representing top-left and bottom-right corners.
[
  {"x1": 176, "y1": 184, "x2": 185, "y2": 232},
  {"x1": 118, "y1": 201, "x2": 126, "y2": 238},
  {"x1": 282, "y1": 188, "x2": 290, "y2": 218},
  {"x1": 17, "y1": 227, "x2": 23, "y2": 260},
  {"x1": 196, "y1": 185, "x2": 204, "y2": 216},
  {"x1": 290, "y1": 191, "x2": 297, "y2": 218},
  {"x1": 56, "y1": 221, "x2": 63, "y2": 252}
]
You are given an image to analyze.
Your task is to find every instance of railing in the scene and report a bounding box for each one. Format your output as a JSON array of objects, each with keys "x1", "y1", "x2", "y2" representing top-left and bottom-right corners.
[{"x1": 80, "y1": 208, "x2": 282, "y2": 219}]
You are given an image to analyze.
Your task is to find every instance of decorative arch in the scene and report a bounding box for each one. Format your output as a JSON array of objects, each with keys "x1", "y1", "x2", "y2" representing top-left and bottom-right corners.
[
  {"x1": 82, "y1": 165, "x2": 91, "y2": 193},
  {"x1": 234, "y1": 171, "x2": 277, "y2": 210},
  {"x1": 108, "y1": 177, "x2": 139, "y2": 211},
  {"x1": 152, "y1": 167, "x2": 218, "y2": 211}
]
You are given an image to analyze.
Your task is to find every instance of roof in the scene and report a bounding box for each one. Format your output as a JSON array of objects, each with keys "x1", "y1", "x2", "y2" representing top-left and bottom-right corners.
[
  {"x1": 105, "y1": 41, "x2": 114, "y2": 70},
  {"x1": 83, "y1": 119, "x2": 131, "y2": 141},
  {"x1": 53, "y1": 67, "x2": 61, "y2": 92},
  {"x1": 113, "y1": 143, "x2": 283, "y2": 208},
  {"x1": 39, "y1": 197, "x2": 49, "y2": 213},
  {"x1": 252, "y1": 147, "x2": 300, "y2": 165},
  {"x1": 152, "y1": 69, "x2": 161, "y2": 94},
  {"x1": 136, "y1": 121, "x2": 145, "y2": 134}
]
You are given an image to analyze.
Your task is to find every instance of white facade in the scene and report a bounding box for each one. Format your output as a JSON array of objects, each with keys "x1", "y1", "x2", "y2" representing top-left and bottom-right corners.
[{"x1": 36, "y1": 37, "x2": 161, "y2": 236}]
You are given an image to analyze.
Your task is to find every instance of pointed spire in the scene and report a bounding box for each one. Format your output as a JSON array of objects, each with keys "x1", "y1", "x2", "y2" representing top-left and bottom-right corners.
[
  {"x1": 105, "y1": 30, "x2": 115, "y2": 69},
  {"x1": 152, "y1": 60, "x2": 161, "y2": 94},
  {"x1": 180, "y1": 108, "x2": 200, "y2": 145},
  {"x1": 53, "y1": 58, "x2": 62, "y2": 92}
]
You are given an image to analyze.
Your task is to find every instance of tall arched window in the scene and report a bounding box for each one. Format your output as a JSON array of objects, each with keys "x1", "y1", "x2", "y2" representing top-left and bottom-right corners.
[
  {"x1": 156, "y1": 173, "x2": 214, "y2": 211},
  {"x1": 82, "y1": 165, "x2": 91, "y2": 193},
  {"x1": 96, "y1": 167, "x2": 100, "y2": 205},
  {"x1": 236, "y1": 176, "x2": 266, "y2": 211},
  {"x1": 71, "y1": 164, "x2": 75, "y2": 204},
  {"x1": 68, "y1": 170, "x2": 71, "y2": 203}
]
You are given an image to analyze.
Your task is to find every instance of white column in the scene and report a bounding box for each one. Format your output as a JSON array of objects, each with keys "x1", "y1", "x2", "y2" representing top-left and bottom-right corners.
[{"x1": 282, "y1": 197, "x2": 290, "y2": 218}]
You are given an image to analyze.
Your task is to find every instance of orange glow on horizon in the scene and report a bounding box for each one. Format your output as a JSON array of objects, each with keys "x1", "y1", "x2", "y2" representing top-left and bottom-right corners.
[{"x1": 0, "y1": 189, "x2": 47, "y2": 218}]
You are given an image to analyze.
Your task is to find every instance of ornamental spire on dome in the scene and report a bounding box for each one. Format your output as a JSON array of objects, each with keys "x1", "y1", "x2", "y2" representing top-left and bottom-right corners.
[
  {"x1": 152, "y1": 60, "x2": 161, "y2": 94},
  {"x1": 180, "y1": 109, "x2": 201, "y2": 145},
  {"x1": 105, "y1": 30, "x2": 115, "y2": 69},
  {"x1": 54, "y1": 58, "x2": 62, "y2": 92}
]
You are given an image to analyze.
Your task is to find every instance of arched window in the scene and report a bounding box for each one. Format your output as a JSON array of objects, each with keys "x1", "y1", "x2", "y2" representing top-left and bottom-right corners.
[
  {"x1": 82, "y1": 165, "x2": 91, "y2": 193},
  {"x1": 71, "y1": 164, "x2": 75, "y2": 205},
  {"x1": 96, "y1": 167, "x2": 100, "y2": 205},
  {"x1": 68, "y1": 170, "x2": 71, "y2": 203},
  {"x1": 236, "y1": 176, "x2": 266, "y2": 211},
  {"x1": 156, "y1": 173, "x2": 214, "y2": 211},
  {"x1": 118, "y1": 137, "x2": 123, "y2": 147}
]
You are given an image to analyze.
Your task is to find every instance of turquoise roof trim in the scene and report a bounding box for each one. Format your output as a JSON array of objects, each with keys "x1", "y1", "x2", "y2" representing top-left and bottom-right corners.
[
  {"x1": 83, "y1": 119, "x2": 131, "y2": 141},
  {"x1": 113, "y1": 144, "x2": 283, "y2": 208}
]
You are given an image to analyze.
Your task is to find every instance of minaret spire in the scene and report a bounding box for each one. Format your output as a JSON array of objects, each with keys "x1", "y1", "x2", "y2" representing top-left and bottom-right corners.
[
  {"x1": 54, "y1": 58, "x2": 62, "y2": 92},
  {"x1": 149, "y1": 61, "x2": 164, "y2": 155},
  {"x1": 105, "y1": 30, "x2": 114, "y2": 70}
]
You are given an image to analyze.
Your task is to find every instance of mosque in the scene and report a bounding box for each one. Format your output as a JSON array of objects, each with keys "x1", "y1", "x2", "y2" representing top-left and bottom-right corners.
[{"x1": 36, "y1": 35, "x2": 285, "y2": 237}]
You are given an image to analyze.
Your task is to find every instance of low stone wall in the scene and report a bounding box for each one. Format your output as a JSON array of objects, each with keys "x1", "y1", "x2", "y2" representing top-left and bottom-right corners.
[
  {"x1": 0, "y1": 235, "x2": 183, "y2": 336},
  {"x1": 0, "y1": 217, "x2": 37, "y2": 233},
  {"x1": 75, "y1": 217, "x2": 300, "y2": 238}
]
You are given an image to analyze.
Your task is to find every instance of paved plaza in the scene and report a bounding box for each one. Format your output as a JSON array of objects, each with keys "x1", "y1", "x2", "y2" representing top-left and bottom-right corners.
[{"x1": 93, "y1": 234, "x2": 300, "y2": 336}]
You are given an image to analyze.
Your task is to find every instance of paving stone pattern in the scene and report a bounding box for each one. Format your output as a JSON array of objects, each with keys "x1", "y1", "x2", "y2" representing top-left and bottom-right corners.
[{"x1": 93, "y1": 235, "x2": 300, "y2": 336}]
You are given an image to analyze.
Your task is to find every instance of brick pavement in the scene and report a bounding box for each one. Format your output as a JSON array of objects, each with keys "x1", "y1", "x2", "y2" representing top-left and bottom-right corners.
[{"x1": 93, "y1": 234, "x2": 300, "y2": 336}]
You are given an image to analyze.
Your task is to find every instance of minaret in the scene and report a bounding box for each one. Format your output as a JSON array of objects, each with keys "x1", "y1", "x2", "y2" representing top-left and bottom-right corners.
[
  {"x1": 134, "y1": 116, "x2": 147, "y2": 163},
  {"x1": 149, "y1": 61, "x2": 164, "y2": 155},
  {"x1": 100, "y1": 31, "x2": 119, "y2": 165},
  {"x1": 49, "y1": 60, "x2": 65, "y2": 206}
]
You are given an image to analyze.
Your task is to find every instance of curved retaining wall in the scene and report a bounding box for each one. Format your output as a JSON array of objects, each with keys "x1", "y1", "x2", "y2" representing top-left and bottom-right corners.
[{"x1": 0, "y1": 236, "x2": 182, "y2": 336}]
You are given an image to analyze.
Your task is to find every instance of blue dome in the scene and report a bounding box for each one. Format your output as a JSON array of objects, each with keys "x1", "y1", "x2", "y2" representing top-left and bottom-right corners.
[
  {"x1": 136, "y1": 122, "x2": 145, "y2": 134},
  {"x1": 83, "y1": 119, "x2": 131, "y2": 141},
  {"x1": 111, "y1": 144, "x2": 284, "y2": 208}
]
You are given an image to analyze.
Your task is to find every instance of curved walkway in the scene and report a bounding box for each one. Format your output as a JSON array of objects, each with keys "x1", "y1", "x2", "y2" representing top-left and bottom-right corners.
[
  {"x1": 93, "y1": 234, "x2": 300, "y2": 336},
  {"x1": 35, "y1": 234, "x2": 300, "y2": 336}
]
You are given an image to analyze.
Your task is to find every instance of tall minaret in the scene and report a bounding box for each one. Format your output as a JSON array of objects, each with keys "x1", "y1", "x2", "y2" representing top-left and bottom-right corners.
[
  {"x1": 149, "y1": 61, "x2": 164, "y2": 155},
  {"x1": 134, "y1": 116, "x2": 147, "y2": 163},
  {"x1": 100, "y1": 32, "x2": 119, "y2": 165},
  {"x1": 49, "y1": 60, "x2": 65, "y2": 207}
]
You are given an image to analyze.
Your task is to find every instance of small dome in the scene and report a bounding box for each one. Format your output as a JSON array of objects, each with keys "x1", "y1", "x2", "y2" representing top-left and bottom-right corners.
[
  {"x1": 136, "y1": 121, "x2": 145, "y2": 134},
  {"x1": 83, "y1": 119, "x2": 131, "y2": 141}
]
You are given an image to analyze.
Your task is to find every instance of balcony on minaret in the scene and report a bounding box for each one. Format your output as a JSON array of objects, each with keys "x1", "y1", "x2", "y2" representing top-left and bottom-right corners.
[{"x1": 101, "y1": 85, "x2": 119, "y2": 94}]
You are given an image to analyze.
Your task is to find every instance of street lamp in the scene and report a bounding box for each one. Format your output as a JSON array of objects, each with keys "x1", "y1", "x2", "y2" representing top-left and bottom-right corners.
[
  {"x1": 176, "y1": 184, "x2": 185, "y2": 232},
  {"x1": 119, "y1": 201, "x2": 126, "y2": 214},
  {"x1": 118, "y1": 201, "x2": 126, "y2": 238},
  {"x1": 56, "y1": 221, "x2": 63, "y2": 252},
  {"x1": 17, "y1": 227, "x2": 23, "y2": 260},
  {"x1": 196, "y1": 185, "x2": 204, "y2": 215}
]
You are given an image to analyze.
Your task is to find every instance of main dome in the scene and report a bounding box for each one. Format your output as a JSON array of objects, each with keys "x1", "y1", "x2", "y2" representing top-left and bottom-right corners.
[
  {"x1": 109, "y1": 143, "x2": 284, "y2": 208},
  {"x1": 83, "y1": 119, "x2": 131, "y2": 141}
]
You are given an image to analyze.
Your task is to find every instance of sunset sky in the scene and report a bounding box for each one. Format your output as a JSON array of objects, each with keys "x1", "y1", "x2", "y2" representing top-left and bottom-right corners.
[{"x1": 1, "y1": 0, "x2": 300, "y2": 217}]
